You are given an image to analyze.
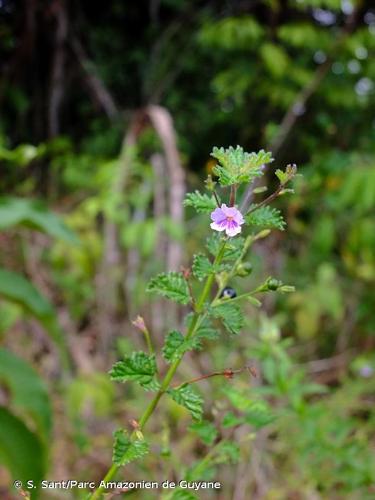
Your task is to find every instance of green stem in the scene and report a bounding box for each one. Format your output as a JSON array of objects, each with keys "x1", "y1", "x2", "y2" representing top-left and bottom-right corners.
[
  {"x1": 89, "y1": 239, "x2": 227, "y2": 500},
  {"x1": 142, "y1": 327, "x2": 154, "y2": 355}
]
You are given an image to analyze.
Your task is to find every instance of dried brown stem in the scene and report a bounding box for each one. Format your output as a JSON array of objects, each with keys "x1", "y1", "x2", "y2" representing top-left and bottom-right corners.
[{"x1": 173, "y1": 364, "x2": 257, "y2": 388}]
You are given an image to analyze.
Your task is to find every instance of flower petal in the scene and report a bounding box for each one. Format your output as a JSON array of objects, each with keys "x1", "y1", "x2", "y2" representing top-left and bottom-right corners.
[
  {"x1": 210, "y1": 221, "x2": 226, "y2": 232},
  {"x1": 210, "y1": 207, "x2": 225, "y2": 223},
  {"x1": 225, "y1": 224, "x2": 242, "y2": 237}
]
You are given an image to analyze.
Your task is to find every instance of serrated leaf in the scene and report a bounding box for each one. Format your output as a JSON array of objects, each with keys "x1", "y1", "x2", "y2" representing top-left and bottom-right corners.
[
  {"x1": 112, "y1": 429, "x2": 149, "y2": 466},
  {"x1": 246, "y1": 205, "x2": 286, "y2": 231},
  {"x1": 146, "y1": 272, "x2": 190, "y2": 304},
  {"x1": 185, "y1": 314, "x2": 220, "y2": 341},
  {"x1": 167, "y1": 384, "x2": 203, "y2": 421},
  {"x1": 189, "y1": 420, "x2": 218, "y2": 445},
  {"x1": 211, "y1": 146, "x2": 272, "y2": 186},
  {"x1": 162, "y1": 330, "x2": 202, "y2": 363},
  {"x1": 192, "y1": 253, "x2": 214, "y2": 281},
  {"x1": 275, "y1": 168, "x2": 289, "y2": 184},
  {"x1": 110, "y1": 352, "x2": 159, "y2": 390},
  {"x1": 206, "y1": 234, "x2": 244, "y2": 262},
  {"x1": 275, "y1": 164, "x2": 297, "y2": 185},
  {"x1": 183, "y1": 191, "x2": 217, "y2": 213},
  {"x1": 210, "y1": 301, "x2": 244, "y2": 335}
]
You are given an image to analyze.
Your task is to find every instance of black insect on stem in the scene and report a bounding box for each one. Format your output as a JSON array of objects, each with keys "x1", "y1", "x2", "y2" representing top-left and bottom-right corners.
[{"x1": 220, "y1": 286, "x2": 237, "y2": 299}]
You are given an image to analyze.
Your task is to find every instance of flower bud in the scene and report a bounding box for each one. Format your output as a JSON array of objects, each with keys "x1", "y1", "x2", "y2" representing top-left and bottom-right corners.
[{"x1": 132, "y1": 315, "x2": 147, "y2": 334}]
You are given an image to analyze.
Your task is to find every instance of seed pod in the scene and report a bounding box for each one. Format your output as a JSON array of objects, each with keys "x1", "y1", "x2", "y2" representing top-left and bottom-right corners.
[
  {"x1": 220, "y1": 286, "x2": 237, "y2": 299},
  {"x1": 266, "y1": 278, "x2": 282, "y2": 291},
  {"x1": 236, "y1": 262, "x2": 253, "y2": 277}
]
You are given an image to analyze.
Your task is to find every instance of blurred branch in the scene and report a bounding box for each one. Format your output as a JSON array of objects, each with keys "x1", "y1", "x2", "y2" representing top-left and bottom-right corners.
[
  {"x1": 148, "y1": 105, "x2": 185, "y2": 271},
  {"x1": 48, "y1": 0, "x2": 68, "y2": 138},
  {"x1": 70, "y1": 36, "x2": 119, "y2": 120}
]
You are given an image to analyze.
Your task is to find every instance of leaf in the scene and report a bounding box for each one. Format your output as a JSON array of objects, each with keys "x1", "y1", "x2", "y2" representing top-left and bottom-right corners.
[
  {"x1": 222, "y1": 412, "x2": 245, "y2": 428},
  {"x1": 183, "y1": 191, "x2": 217, "y2": 213},
  {"x1": 246, "y1": 205, "x2": 286, "y2": 231},
  {"x1": 206, "y1": 234, "x2": 244, "y2": 262},
  {"x1": 0, "y1": 197, "x2": 78, "y2": 244},
  {"x1": 171, "y1": 491, "x2": 198, "y2": 500},
  {"x1": 0, "y1": 349, "x2": 52, "y2": 443},
  {"x1": 0, "y1": 408, "x2": 45, "y2": 500},
  {"x1": 247, "y1": 296, "x2": 262, "y2": 307},
  {"x1": 167, "y1": 384, "x2": 203, "y2": 421},
  {"x1": 189, "y1": 420, "x2": 218, "y2": 445},
  {"x1": 146, "y1": 272, "x2": 190, "y2": 305},
  {"x1": 192, "y1": 254, "x2": 214, "y2": 281},
  {"x1": 185, "y1": 314, "x2": 220, "y2": 341},
  {"x1": 275, "y1": 164, "x2": 297, "y2": 185},
  {"x1": 244, "y1": 401, "x2": 276, "y2": 429},
  {"x1": 211, "y1": 146, "x2": 272, "y2": 186},
  {"x1": 112, "y1": 429, "x2": 149, "y2": 466},
  {"x1": 0, "y1": 268, "x2": 54, "y2": 319},
  {"x1": 0, "y1": 269, "x2": 69, "y2": 367},
  {"x1": 214, "y1": 440, "x2": 240, "y2": 464},
  {"x1": 210, "y1": 301, "x2": 244, "y2": 335},
  {"x1": 195, "y1": 318, "x2": 220, "y2": 341},
  {"x1": 110, "y1": 352, "x2": 159, "y2": 391},
  {"x1": 162, "y1": 330, "x2": 202, "y2": 364}
]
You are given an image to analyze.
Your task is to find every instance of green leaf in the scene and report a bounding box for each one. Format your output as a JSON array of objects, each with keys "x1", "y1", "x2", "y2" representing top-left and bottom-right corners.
[
  {"x1": 162, "y1": 330, "x2": 202, "y2": 363},
  {"x1": 275, "y1": 164, "x2": 297, "y2": 185},
  {"x1": 211, "y1": 146, "x2": 272, "y2": 186},
  {"x1": 110, "y1": 352, "x2": 159, "y2": 391},
  {"x1": 0, "y1": 268, "x2": 54, "y2": 319},
  {"x1": 167, "y1": 384, "x2": 203, "y2": 421},
  {"x1": 246, "y1": 205, "x2": 286, "y2": 231},
  {"x1": 206, "y1": 234, "x2": 244, "y2": 262},
  {"x1": 185, "y1": 314, "x2": 220, "y2": 341},
  {"x1": 112, "y1": 429, "x2": 149, "y2": 466},
  {"x1": 222, "y1": 412, "x2": 245, "y2": 428},
  {"x1": 146, "y1": 272, "x2": 190, "y2": 305},
  {"x1": 244, "y1": 401, "x2": 276, "y2": 429},
  {"x1": 0, "y1": 349, "x2": 52, "y2": 443},
  {"x1": 0, "y1": 407, "x2": 45, "y2": 500},
  {"x1": 171, "y1": 491, "x2": 198, "y2": 500},
  {"x1": 189, "y1": 420, "x2": 218, "y2": 445},
  {"x1": 183, "y1": 191, "x2": 217, "y2": 213},
  {"x1": 192, "y1": 253, "x2": 214, "y2": 281},
  {"x1": 247, "y1": 296, "x2": 262, "y2": 307},
  {"x1": 210, "y1": 301, "x2": 244, "y2": 335},
  {"x1": 214, "y1": 440, "x2": 240, "y2": 464},
  {"x1": 0, "y1": 269, "x2": 69, "y2": 367},
  {"x1": 0, "y1": 197, "x2": 78, "y2": 244}
]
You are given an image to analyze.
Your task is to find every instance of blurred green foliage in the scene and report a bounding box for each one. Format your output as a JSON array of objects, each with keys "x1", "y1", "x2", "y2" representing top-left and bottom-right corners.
[{"x1": 0, "y1": 0, "x2": 374, "y2": 498}]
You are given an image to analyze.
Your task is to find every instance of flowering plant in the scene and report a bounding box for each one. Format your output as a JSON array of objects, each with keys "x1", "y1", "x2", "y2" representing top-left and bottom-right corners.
[{"x1": 89, "y1": 145, "x2": 297, "y2": 499}]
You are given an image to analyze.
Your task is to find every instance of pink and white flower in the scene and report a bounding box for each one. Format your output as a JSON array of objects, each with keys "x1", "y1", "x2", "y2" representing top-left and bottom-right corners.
[{"x1": 210, "y1": 204, "x2": 245, "y2": 237}]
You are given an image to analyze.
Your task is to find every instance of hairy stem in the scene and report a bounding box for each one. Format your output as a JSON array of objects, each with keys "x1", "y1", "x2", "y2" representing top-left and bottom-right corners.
[
  {"x1": 246, "y1": 183, "x2": 283, "y2": 215},
  {"x1": 89, "y1": 240, "x2": 227, "y2": 499}
]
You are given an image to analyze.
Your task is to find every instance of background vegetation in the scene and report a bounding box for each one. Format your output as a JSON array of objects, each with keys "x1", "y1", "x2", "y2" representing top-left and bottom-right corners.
[{"x1": 0, "y1": 0, "x2": 374, "y2": 499}]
